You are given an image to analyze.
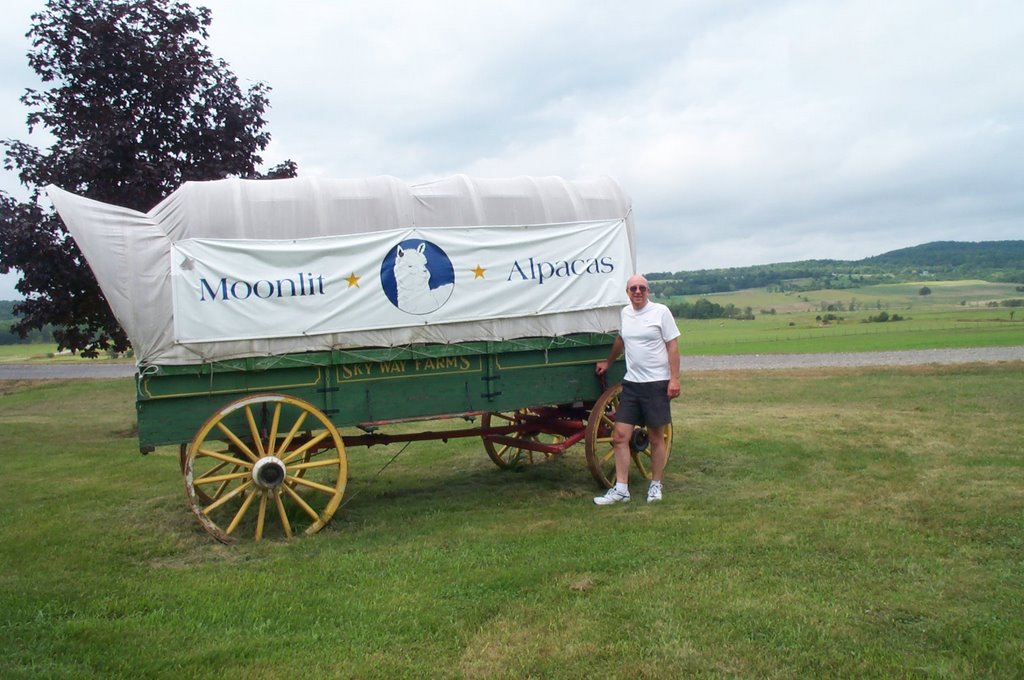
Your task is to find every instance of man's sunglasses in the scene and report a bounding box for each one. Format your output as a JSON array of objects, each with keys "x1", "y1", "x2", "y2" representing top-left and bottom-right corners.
[{"x1": 628, "y1": 285, "x2": 649, "y2": 293}]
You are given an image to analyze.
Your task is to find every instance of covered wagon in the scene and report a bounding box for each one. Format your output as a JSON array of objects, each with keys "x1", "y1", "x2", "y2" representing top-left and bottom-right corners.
[{"x1": 49, "y1": 175, "x2": 671, "y2": 542}]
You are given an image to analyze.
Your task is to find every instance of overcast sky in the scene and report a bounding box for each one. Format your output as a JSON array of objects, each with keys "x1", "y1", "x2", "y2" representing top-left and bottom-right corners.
[{"x1": 2, "y1": 0, "x2": 1023, "y2": 300}]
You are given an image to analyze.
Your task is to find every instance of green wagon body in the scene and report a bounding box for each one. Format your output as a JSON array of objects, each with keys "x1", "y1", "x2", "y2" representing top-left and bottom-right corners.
[{"x1": 137, "y1": 333, "x2": 625, "y2": 450}]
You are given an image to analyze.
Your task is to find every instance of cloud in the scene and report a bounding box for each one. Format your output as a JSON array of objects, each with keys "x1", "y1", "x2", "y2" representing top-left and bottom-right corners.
[{"x1": 1, "y1": 0, "x2": 1022, "y2": 299}]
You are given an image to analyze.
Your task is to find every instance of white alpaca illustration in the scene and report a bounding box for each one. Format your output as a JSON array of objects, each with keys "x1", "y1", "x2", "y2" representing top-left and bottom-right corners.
[{"x1": 393, "y1": 243, "x2": 454, "y2": 314}]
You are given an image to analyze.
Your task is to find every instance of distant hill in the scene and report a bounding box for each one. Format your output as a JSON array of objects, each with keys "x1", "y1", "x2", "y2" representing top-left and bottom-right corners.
[
  {"x1": 861, "y1": 240, "x2": 1024, "y2": 270},
  {"x1": 647, "y1": 241, "x2": 1024, "y2": 297}
]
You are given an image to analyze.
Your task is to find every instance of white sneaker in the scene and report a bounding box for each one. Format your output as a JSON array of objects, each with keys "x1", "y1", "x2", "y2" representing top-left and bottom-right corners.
[
  {"x1": 647, "y1": 483, "x2": 663, "y2": 503},
  {"x1": 594, "y1": 487, "x2": 630, "y2": 505}
]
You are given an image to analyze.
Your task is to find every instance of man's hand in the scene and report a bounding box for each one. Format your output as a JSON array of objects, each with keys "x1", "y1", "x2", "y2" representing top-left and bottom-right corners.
[
  {"x1": 667, "y1": 377, "x2": 681, "y2": 399},
  {"x1": 595, "y1": 360, "x2": 609, "y2": 376}
]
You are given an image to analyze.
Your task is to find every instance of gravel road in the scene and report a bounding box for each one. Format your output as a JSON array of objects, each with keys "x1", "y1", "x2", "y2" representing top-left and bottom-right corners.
[
  {"x1": 0, "y1": 362, "x2": 137, "y2": 379},
  {"x1": 683, "y1": 346, "x2": 1024, "y2": 372},
  {"x1": 1, "y1": 346, "x2": 1021, "y2": 380}
]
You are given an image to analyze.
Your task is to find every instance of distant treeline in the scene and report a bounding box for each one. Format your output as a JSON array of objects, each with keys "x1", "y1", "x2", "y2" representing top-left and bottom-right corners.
[
  {"x1": 0, "y1": 300, "x2": 55, "y2": 344},
  {"x1": 666, "y1": 299, "x2": 755, "y2": 320},
  {"x1": 648, "y1": 240, "x2": 1024, "y2": 297}
]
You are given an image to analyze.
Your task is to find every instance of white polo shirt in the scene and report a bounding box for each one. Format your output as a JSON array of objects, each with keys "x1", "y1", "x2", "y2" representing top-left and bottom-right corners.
[{"x1": 620, "y1": 301, "x2": 680, "y2": 383}]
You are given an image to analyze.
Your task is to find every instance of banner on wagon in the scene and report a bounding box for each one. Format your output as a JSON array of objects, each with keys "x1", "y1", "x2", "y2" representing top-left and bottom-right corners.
[{"x1": 170, "y1": 219, "x2": 630, "y2": 343}]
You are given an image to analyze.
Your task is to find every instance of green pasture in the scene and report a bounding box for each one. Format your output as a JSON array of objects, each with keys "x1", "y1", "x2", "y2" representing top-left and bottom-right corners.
[
  {"x1": 0, "y1": 343, "x2": 130, "y2": 363},
  {"x1": 2, "y1": 363, "x2": 1022, "y2": 678},
  {"x1": 685, "y1": 279, "x2": 1022, "y2": 311},
  {"x1": 680, "y1": 309, "x2": 1023, "y2": 355},
  {"x1": 673, "y1": 281, "x2": 1024, "y2": 355},
  {"x1": 0, "y1": 344, "x2": 59, "y2": 361}
]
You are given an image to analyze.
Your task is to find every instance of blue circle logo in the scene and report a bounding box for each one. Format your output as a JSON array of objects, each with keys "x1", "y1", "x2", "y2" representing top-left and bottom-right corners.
[{"x1": 380, "y1": 239, "x2": 455, "y2": 314}]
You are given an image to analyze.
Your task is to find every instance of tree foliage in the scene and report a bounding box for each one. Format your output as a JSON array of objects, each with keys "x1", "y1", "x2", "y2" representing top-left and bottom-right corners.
[
  {"x1": 667, "y1": 298, "x2": 755, "y2": 321},
  {"x1": 0, "y1": 0, "x2": 296, "y2": 355}
]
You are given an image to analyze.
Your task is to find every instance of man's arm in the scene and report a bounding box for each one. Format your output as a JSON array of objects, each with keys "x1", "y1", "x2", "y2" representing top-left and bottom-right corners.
[
  {"x1": 665, "y1": 337, "x2": 681, "y2": 398},
  {"x1": 595, "y1": 335, "x2": 624, "y2": 376}
]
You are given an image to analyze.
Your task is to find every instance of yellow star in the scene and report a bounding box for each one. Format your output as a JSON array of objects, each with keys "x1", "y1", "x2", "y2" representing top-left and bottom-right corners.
[
  {"x1": 472, "y1": 264, "x2": 486, "y2": 279},
  {"x1": 346, "y1": 272, "x2": 360, "y2": 288}
]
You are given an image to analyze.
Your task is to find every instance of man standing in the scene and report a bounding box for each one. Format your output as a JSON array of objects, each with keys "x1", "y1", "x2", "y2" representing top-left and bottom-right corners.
[{"x1": 593, "y1": 274, "x2": 681, "y2": 504}]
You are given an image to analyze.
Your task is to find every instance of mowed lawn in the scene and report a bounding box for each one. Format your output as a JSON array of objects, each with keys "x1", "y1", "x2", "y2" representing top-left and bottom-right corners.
[{"x1": 1, "y1": 361, "x2": 1022, "y2": 678}]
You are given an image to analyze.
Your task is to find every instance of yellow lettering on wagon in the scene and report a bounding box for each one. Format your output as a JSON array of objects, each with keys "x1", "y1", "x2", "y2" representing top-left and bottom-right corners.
[
  {"x1": 413, "y1": 356, "x2": 470, "y2": 371},
  {"x1": 338, "y1": 356, "x2": 475, "y2": 381},
  {"x1": 411, "y1": 356, "x2": 471, "y2": 372},
  {"x1": 379, "y1": 360, "x2": 407, "y2": 374},
  {"x1": 341, "y1": 363, "x2": 374, "y2": 379}
]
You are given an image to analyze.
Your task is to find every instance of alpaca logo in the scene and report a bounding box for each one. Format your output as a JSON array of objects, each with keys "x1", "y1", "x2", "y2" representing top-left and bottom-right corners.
[{"x1": 380, "y1": 239, "x2": 455, "y2": 314}]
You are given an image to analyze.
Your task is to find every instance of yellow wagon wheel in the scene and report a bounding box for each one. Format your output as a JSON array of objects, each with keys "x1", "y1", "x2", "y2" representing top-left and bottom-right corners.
[
  {"x1": 481, "y1": 408, "x2": 564, "y2": 468},
  {"x1": 183, "y1": 394, "x2": 348, "y2": 543},
  {"x1": 584, "y1": 384, "x2": 673, "y2": 488}
]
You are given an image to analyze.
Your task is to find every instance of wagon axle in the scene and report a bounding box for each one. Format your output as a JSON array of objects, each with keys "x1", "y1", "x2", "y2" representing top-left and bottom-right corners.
[
  {"x1": 630, "y1": 428, "x2": 650, "y2": 453},
  {"x1": 252, "y1": 456, "x2": 287, "y2": 489}
]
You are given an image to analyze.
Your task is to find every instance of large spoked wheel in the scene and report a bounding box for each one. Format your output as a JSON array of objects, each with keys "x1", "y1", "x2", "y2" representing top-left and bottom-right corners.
[
  {"x1": 481, "y1": 408, "x2": 564, "y2": 468},
  {"x1": 183, "y1": 394, "x2": 348, "y2": 543},
  {"x1": 585, "y1": 384, "x2": 673, "y2": 488}
]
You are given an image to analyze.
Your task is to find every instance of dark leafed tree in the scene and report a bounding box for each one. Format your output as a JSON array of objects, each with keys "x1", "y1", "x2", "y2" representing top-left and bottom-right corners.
[{"x1": 0, "y1": 0, "x2": 296, "y2": 355}]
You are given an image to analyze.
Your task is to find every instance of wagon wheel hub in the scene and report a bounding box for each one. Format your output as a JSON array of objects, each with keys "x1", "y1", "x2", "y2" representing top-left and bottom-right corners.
[
  {"x1": 629, "y1": 428, "x2": 650, "y2": 454},
  {"x1": 252, "y1": 456, "x2": 287, "y2": 490}
]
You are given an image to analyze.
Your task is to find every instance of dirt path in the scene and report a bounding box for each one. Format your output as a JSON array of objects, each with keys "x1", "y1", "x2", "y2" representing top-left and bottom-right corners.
[{"x1": 683, "y1": 346, "x2": 1024, "y2": 372}]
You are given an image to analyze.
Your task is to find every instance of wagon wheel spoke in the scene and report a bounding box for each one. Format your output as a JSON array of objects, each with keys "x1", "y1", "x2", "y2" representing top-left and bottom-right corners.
[
  {"x1": 211, "y1": 419, "x2": 258, "y2": 462},
  {"x1": 274, "y1": 492, "x2": 293, "y2": 539},
  {"x1": 244, "y1": 405, "x2": 266, "y2": 458},
  {"x1": 594, "y1": 407, "x2": 616, "y2": 431},
  {"x1": 194, "y1": 457, "x2": 231, "y2": 478},
  {"x1": 481, "y1": 409, "x2": 563, "y2": 469},
  {"x1": 208, "y1": 467, "x2": 242, "y2": 501},
  {"x1": 202, "y1": 479, "x2": 254, "y2": 514},
  {"x1": 255, "y1": 493, "x2": 268, "y2": 541},
  {"x1": 290, "y1": 457, "x2": 344, "y2": 472},
  {"x1": 266, "y1": 403, "x2": 282, "y2": 457},
  {"x1": 193, "y1": 469, "x2": 251, "y2": 487},
  {"x1": 279, "y1": 431, "x2": 331, "y2": 465},
  {"x1": 194, "y1": 447, "x2": 255, "y2": 468},
  {"x1": 191, "y1": 454, "x2": 246, "y2": 502},
  {"x1": 276, "y1": 411, "x2": 309, "y2": 457},
  {"x1": 225, "y1": 487, "x2": 260, "y2": 535},
  {"x1": 184, "y1": 395, "x2": 347, "y2": 543},
  {"x1": 282, "y1": 483, "x2": 322, "y2": 522},
  {"x1": 189, "y1": 444, "x2": 253, "y2": 503},
  {"x1": 593, "y1": 439, "x2": 615, "y2": 465},
  {"x1": 632, "y1": 452, "x2": 651, "y2": 478},
  {"x1": 287, "y1": 473, "x2": 341, "y2": 495}
]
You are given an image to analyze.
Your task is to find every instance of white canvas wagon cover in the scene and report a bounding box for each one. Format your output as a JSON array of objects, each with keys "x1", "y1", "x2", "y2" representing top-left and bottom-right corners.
[{"x1": 48, "y1": 175, "x2": 636, "y2": 367}]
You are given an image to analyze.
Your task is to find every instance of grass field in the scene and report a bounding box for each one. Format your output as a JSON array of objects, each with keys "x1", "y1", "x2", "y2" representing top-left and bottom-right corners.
[
  {"x1": 0, "y1": 344, "x2": 60, "y2": 361},
  {"x1": 2, "y1": 362, "x2": 1022, "y2": 678},
  {"x1": 672, "y1": 280, "x2": 1024, "y2": 355},
  {"x1": 0, "y1": 344, "x2": 132, "y2": 363}
]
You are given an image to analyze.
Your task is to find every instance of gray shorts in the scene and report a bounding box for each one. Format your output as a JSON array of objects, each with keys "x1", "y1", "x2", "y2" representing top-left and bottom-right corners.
[{"x1": 616, "y1": 380, "x2": 672, "y2": 427}]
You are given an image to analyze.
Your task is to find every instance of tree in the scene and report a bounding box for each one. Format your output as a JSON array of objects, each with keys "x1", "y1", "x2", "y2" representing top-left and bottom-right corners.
[{"x1": 0, "y1": 0, "x2": 296, "y2": 355}]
